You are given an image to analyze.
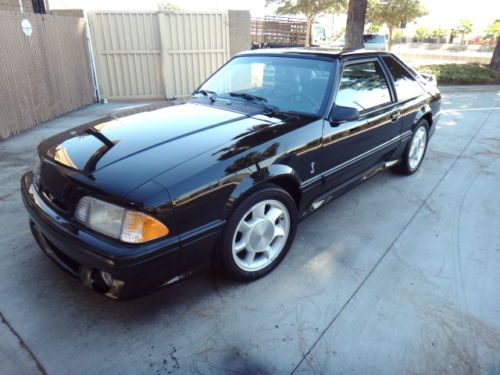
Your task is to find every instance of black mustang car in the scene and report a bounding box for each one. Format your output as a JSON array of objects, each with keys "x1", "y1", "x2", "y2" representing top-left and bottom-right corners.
[{"x1": 21, "y1": 49, "x2": 441, "y2": 299}]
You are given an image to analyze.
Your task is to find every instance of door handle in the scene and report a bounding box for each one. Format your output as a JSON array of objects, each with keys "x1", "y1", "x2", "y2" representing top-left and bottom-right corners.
[{"x1": 391, "y1": 111, "x2": 401, "y2": 122}]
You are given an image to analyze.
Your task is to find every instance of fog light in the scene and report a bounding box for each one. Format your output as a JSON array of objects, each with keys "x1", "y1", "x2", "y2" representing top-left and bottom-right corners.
[
  {"x1": 89, "y1": 268, "x2": 113, "y2": 294},
  {"x1": 101, "y1": 271, "x2": 113, "y2": 287}
]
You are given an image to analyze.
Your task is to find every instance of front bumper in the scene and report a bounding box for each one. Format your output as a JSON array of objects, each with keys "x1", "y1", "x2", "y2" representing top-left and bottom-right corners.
[{"x1": 21, "y1": 172, "x2": 185, "y2": 299}]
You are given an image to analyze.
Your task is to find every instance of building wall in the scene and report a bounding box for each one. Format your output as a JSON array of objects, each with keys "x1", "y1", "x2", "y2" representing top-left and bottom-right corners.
[
  {"x1": 0, "y1": 0, "x2": 22, "y2": 12},
  {"x1": 228, "y1": 10, "x2": 251, "y2": 57},
  {"x1": 21, "y1": 0, "x2": 33, "y2": 12},
  {"x1": 0, "y1": 0, "x2": 43, "y2": 12}
]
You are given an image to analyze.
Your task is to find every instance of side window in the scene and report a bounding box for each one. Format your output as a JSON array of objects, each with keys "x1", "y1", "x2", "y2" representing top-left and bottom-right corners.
[
  {"x1": 382, "y1": 56, "x2": 425, "y2": 102},
  {"x1": 335, "y1": 61, "x2": 391, "y2": 112}
]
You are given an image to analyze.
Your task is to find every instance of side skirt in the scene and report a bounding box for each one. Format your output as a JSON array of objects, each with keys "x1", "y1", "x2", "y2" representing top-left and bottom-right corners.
[{"x1": 299, "y1": 159, "x2": 399, "y2": 220}]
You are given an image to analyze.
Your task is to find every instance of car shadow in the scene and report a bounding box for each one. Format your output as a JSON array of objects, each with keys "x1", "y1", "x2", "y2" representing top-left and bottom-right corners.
[{"x1": 22, "y1": 169, "x2": 399, "y2": 328}]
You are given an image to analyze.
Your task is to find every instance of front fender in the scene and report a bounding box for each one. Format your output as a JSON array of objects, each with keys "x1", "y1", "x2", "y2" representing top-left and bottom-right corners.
[{"x1": 225, "y1": 164, "x2": 301, "y2": 213}]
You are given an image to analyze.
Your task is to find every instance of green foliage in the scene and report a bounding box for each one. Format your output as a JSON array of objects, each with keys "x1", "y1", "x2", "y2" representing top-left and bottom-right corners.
[
  {"x1": 414, "y1": 27, "x2": 429, "y2": 39},
  {"x1": 456, "y1": 19, "x2": 473, "y2": 35},
  {"x1": 431, "y1": 28, "x2": 448, "y2": 39},
  {"x1": 413, "y1": 28, "x2": 447, "y2": 42},
  {"x1": 393, "y1": 30, "x2": 405, "y2": 42},
  {"x1": 367, "y1": 0, "x2": 427, "y2": 30},
  {"x1": 157, "y1": 2, "x2": 182, "y2": 11},
  {"x1": 366, "y1": 23, "x2": 380, "y2": 33},
  {"x1": 418, "y1": 63, "x2": 498, "y2": 84},
  {"x1": 266, "y1": 0, "x2": 347, "y2": 18},
  {"x1": 484, "y1": 19, "x2": 500, "y2": 39},
  {"x1": 266, "y1": 0, "x2": 347, "y2": 46}
]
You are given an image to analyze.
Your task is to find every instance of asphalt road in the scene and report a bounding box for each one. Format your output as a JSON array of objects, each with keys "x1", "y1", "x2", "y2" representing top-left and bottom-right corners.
[{"x1": 0, "y1": 87, "x2": 499, "y2": 375}]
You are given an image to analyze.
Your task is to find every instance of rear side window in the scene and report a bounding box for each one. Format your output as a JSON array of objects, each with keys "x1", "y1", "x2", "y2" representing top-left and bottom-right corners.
[
  {"x1": 382, "y1": 56, "x2": 425, "y2": 102},
  {"x1": 335, "y1": 61, "x2": 391, "y2": 112}
]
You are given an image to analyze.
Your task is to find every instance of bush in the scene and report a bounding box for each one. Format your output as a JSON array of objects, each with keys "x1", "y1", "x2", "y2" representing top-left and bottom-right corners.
[{"x1": 417, "y1": 63, "x2": 498, "y2": 84}]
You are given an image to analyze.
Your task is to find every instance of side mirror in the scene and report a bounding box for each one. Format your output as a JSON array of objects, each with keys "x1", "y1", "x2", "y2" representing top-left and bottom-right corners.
[{"x1": 328, "y1": 105, "x2": 359, "y2": 125}]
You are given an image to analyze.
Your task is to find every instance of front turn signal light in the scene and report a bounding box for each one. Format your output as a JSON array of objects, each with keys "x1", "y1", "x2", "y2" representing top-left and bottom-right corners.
[
  {"x1": 120, "y1": 211, "x2": 170, "y2": 244},
  {"x1": 75, "y1": 196, "x2": 170, "y2": 244}
]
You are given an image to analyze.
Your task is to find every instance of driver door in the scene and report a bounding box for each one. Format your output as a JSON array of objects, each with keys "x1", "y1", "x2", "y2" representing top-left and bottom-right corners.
[{"x1": 321, "y1": 57, "x2": 403, "y2": 191}]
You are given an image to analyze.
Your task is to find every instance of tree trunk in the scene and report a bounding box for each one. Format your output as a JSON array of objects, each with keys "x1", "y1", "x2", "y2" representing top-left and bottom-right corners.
[
  {"x1": 388, "y1": 27, "x2": 394, "y2": 51},
  {"x1": 305, "y1": 15, "x2": 314, "y2": 47},
  {"x1": 345, "y1": 0, "x2": 368, "y2": 49},
  {"x1": 490, "y1": 37, "x2": 500, "y2": 73}
]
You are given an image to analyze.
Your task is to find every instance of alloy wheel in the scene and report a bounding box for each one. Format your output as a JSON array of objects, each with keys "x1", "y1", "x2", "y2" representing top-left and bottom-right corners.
[
  {"x1": 232, "y1": 199, "x2": 290, "y2": 272},
  {"x1": 408, "y1": 126, "x2": 428, "y2": 170}
]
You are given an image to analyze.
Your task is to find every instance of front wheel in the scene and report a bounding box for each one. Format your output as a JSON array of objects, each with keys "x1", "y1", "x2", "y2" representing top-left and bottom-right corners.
[
  {"x1": 393, "y1": 120, "x2": 429, "y2": 175},
  {"x1": 218, "y1": 185, "x2": 298, "y2": 281}
]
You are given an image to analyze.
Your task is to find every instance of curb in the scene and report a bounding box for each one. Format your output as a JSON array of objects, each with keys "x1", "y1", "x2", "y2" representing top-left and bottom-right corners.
[{"x1": 438, "y1": 85, "x2": 500, "y2": 93}]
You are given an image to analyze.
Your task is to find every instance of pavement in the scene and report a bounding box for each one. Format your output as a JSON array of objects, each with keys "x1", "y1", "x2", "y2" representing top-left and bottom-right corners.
[{"x1": 0, "y1": 88, "x2": 499, "y2": 375}]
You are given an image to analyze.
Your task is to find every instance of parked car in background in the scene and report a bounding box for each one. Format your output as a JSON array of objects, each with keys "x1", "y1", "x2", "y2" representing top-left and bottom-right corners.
[
  {"x1": 22, "y1": 49, "x2": 441, "y2": 299},
  {"x1": 331, "y1": 33, "x2": 388, "y2": 51},
  {"x1": 363, "y1": 34, "x2": 388, "y2": 51}
]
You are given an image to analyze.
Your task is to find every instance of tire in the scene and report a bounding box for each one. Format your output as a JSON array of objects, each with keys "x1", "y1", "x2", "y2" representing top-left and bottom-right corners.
[
  {"x1": 392, "y1": 119, "x2": 429, "y2": 175},
  {"x1": 218, "y1": 184, "x2": 298, "y2": 281}
]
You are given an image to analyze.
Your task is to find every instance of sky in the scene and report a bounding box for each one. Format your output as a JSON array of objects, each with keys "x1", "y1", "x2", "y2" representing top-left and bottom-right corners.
[{"x1": 49, "y1": 0, "x2": 499, "y2": 33}]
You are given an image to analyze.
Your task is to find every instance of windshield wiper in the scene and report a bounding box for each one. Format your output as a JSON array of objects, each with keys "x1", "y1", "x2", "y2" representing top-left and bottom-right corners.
[
  {"x1": 192, "y1": 89, "x2": 217, "y2": 102},
  {"x1": 228, "y1": 92, "x2": 277, "y2": 115}
]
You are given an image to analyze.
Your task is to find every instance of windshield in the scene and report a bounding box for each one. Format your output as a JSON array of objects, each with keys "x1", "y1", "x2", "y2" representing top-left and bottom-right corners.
[
  {"x1": 198, "y1": 56, "x2": 335, "y2": 116},
  {"x1": 313, "y1": 26, "x2": 326, "y2": 40}
]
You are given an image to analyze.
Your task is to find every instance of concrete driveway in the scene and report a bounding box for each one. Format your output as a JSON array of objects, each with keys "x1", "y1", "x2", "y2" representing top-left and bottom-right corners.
[{"x1": 1, "y1": 87, "x2": 499, "y2": 375}]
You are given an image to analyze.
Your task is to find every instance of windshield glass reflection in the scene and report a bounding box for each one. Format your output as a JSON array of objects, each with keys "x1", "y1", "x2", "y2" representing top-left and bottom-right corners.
[{"x1": 199, "y1": 56, "x2": 335, "y2": 116}]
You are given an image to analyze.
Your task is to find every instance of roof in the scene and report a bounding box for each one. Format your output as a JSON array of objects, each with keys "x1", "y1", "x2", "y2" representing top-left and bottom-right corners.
[{"x1": 236, "y1": 47, "x2": 386, "y2": 60}]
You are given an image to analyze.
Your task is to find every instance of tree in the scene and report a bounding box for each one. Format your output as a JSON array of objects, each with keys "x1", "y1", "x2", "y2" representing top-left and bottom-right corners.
[
  {"x1": 367, "y1": 0, "x2": 428, "y2": 50},
  {"x1": 393, "y1": 30, "x2": 405, "y2": 43},
  {"x1": 366, "y1": 23, "x2": 381, "y2": 33},
  {"x1": 414, "y1": 27, "x2": 429, "y2": 42},
  {"x1": 431, "y1": 28, "x2": 447, "y2": 43},
  {"x1": 485, "y1": 19, "x2": 500, "y2": 40},
  {"x1": 157, "y1": 2, "x2": 182, "y2": 11},
  {"x1": 345, "y1": 0, "x2": 368, "y2": 49},
  {"x1": 486, "y1": 20, "x2": 500, "y2": 72},
  {"x1": 266, "y1": 0, "x2": 347, "y2": 47},
  {"x1": 456, "y1": 19, "x2": 473, "y2": 45}
]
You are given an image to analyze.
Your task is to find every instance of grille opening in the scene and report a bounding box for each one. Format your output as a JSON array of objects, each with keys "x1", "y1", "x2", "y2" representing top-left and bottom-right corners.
[{"x1": 40, "y1": 187, "x2": 69, "y2": 212}]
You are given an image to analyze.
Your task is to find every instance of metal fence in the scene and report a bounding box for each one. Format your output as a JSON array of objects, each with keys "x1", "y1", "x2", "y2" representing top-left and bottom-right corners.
[
  {"x1": 88, "y1": 12, "x2": 164, "y2": 100},
  {"x1": 0, "y1": 11, "x2": 94, "y2": 139},
  {"x1": 88, "y1": 11, "x2": 231, "y2": 100}
]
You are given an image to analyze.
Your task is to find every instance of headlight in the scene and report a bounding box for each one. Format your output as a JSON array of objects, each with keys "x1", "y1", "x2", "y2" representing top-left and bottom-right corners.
[{"x1": 75, "y1": 196, "x2": 169, "y2": 243}]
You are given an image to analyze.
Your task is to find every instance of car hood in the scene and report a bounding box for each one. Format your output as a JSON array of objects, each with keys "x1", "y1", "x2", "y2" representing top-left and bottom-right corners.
[{"x1": 38, "y1": 102, "x2": 279, "y2": 196}]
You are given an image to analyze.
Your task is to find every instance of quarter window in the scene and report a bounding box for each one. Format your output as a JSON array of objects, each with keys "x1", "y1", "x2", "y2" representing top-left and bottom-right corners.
[
  {"x1": 335, "y1": 61, "x2": 391, "y2": 112},
  {"x1": 382, "y1": 56, "x2": 425, "y2": 102}
]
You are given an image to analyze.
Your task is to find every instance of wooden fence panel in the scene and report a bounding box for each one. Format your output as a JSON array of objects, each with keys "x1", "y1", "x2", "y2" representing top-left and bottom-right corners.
[{"x1": 0, "y1": 11, "x2": 94, "y2": 139}]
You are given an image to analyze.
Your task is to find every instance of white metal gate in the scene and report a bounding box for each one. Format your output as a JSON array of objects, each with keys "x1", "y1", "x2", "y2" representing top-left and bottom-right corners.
[
  {"x1": 158, "y1": 12, "x2": 230, "y2": 97},
  {"x1": 88, "y1": 12, "x2": 164, "y2": 99},
  {"x1": 88, "y1": 11, "x2": 230, "y2": 100}
]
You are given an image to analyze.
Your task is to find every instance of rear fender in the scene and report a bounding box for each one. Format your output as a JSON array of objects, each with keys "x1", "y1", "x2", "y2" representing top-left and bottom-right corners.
[{"x1": 412, "y1": 104, "x2": 432, "y2": 131}]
